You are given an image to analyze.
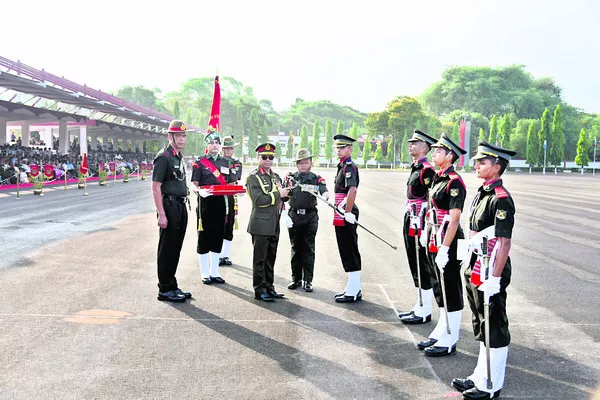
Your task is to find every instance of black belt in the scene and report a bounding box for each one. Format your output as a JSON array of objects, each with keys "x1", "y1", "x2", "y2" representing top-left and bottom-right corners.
[
  {"x1": 163, "y1": 194, "x2": 187, "y2": 202},
  {"x1": 291, "y1": 208, "x2": 316, "y2": 215}
]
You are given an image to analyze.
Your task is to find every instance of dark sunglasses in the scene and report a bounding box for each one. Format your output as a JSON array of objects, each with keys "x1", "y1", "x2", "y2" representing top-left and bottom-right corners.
[{"x1": 261, "y1": 155, "x2": 274, "y2": 160}]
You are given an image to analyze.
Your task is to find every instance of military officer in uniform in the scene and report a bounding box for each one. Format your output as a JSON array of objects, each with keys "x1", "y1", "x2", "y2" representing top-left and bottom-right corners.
[
  {"x1": 219, "y1": 135, "x2": 243, "y2": 266},
  {"x1": 283, "y1": 148, "x2": 329, "y2": 292},
  {"x1": 152, "y1": 120, "x2": 191, "y2": 303},
  {"x1": 451, "y1": 142, "x2": 517, "y2": 400},
  {"x1": 247, "y1": 143, "x2": 290, "y2": 302},
  {"x1": 331, "y1": 134, "x2": 362, "y2": 303},
  {"x1": 418, "y1": 133, "x2": 467, "y2": 357},
  {"x1": 191, "y1": 131, "x2": 235, "y2": 285},
  {"x1": 399, "y1": 130, "x2": 437, "y2": 324}
]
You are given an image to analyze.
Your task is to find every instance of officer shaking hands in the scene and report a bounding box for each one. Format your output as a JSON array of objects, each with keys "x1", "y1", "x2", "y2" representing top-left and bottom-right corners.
[{"x1": 283, "y1": 148, "x2": 328, "y2": 293}]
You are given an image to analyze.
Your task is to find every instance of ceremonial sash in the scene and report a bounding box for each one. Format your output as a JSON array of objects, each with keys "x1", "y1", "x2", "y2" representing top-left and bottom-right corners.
[
  {"x1": 406, "y1": 199, "x2": 427, "y2": 237},
  {"x1": 199, "y1": 158, "x2": 227, "y2": 185},
  {"x1": 466, "y1": 227, "x2": 498, "y2": 286},
  {"x1": 426, "y1": 207, "x2": 449, "y2": 253},
  {"x1": 333, "y1": 193, "x2": 346, "y2": 226}
]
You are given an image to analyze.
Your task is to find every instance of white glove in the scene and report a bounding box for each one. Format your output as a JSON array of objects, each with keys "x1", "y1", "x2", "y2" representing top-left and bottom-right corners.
[
  {"x1": 321, "y1": 191, "x2": 330, "y2": 201},
  {"x1": 198, "y1": 188, "x2": 213, "y2": 198},
  {"x1": 478, "y1": 276, "x2": 501, "y2": 297},
  {"x1": 282, "y1": 213, "x2": 294, "y2": 229},
  {"x1": 344, "y1": 212, "x2": 356, "y2": 224},
  {"x1": 337, "y1": 198, "x2": 347, "y2": 214},
  {"x1": 434, "y1": 245, "x2": 449, "y2": 272},
  {"x1": 419, "y1": 229, "x2": 428, "y2": 247}
]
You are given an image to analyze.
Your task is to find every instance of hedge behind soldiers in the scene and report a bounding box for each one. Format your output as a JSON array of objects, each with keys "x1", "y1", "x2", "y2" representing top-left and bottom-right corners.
[
  {"x1": 219, "y1": 135, "x2": 243, "y2": 266},
  {"x1": 332, "y1": 134, "x2": 362, "y2": 303},
  {"x1": 399, "y1": 130, "x2": 437, "y2": 324},
  {"x1": 246, "y1": 143, "x2": 290, "y2": 302},
  {"x1": 151, "y1": 120, "x2": 192, "y2": 303},
  {"x1": 191, "y1": 131, "x2": 234, "y2": 285},
  {"x1": 283, "y1": 148, "x2": 328, "y2": 293},
  {"x1": 451, "y1": 142, "x2": 517, "y2": 400}
]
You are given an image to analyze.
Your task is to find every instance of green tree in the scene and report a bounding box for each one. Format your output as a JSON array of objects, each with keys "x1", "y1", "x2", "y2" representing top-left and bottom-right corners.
[
  {"x1": 451, "y1": 121, "x2": 460, "y2": 144},
  {"x1": 498, "y1": 114, "x2": 512, "y2": 147},
  {"x1": 401, "y1": 129, "x2": 410, "y2": 162},
  {"x1": 538, "y1": 108, "x2": 552, "y2": 166},
  {"x1": 574, "y1": 128, "x2": 590, "y2": 168},
  {"x1": 311, "y1": 119, "x2": 321, "y2": 158},
  {"x1": 526, "y1": 121, "x2": 540, "y2": 166},
  {"x1": 285, "y1": 132, "x2": 294, "y2": 160},
  {"x1": 261, "y1": 119, "x2": 270, "y2": 145},
  {"x1": 362, "y1": 135, "x2": 372, "y2": 166},
  {"x1": 275, "y1": 141, "x2": 282, "y2": 162},
  {"x1": 299, "y1": 124, "x2": 309, "y2": 150},
  {"x1": 365, "y1": 111, "x2": 389, "y2": 137},
  {"x1": 513, "y1": 119, "x2": 537, "y2": 158},
  {"x1": 350, "y1": 122, "x2": 360, "y2": 159},
  {"x1": 248, "y1": 108, "x2": 260, "y2": 153},
  {"x1": 374, "y1": 140, "x2": 384, "y2": 162},
  {"x1": 387, "y1": 137, "x2": 395, "y2": 161},
  {"x1": 185, "y1": 109, "x2": 192, "y2": 127},
  {"x1": 173, "y1": 101, "x2": 181, "y2": 119},
  {"x1": 488, "y1": 115, "x2": 499, "y2": 144},
  {"x1": 324, "y1": 119, "x2": 334, "y2": 164},
  {"x1": 550, "y1": 104, "x2": 565, "y2": 166},
  {"x1": 479, "y1": 127, "x2": 486, "y2": 142}
]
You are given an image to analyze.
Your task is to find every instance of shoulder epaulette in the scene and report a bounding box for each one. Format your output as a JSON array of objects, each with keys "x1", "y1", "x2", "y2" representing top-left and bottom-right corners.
[
  {"x1": 447, "y1": 171, "x2": 466, "y2": 190},
  {"x1": 346, "y1": 159, "x2": 353, "y2": 165},
  {"x1": 422, "y1": 161, "x2": 433, "y2": 170},
  {"x1": 494, "y1": 186, "x2": 510, "y2": 199}
]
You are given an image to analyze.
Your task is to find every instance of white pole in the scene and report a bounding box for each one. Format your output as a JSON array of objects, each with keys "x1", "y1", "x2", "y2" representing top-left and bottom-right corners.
[
  {"x1": 543, "y1": 140, "x2": 547, "y2": 175},
  {"x1": 594, "y1": 137, "x2": 597, "y2": 176}
]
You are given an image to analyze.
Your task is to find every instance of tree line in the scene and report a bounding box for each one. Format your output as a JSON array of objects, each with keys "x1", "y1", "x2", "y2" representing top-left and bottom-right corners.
[{"x1": 116, "y1": 65, "x2": 598, "y2": 166}]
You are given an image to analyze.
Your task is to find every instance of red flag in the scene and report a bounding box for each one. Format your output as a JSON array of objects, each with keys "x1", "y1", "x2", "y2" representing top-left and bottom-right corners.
[
  {"x1": 44, "y1": 165, "x2": 54, "y2": 179},
  {"x1": 30, "y1": 164, "x2": 40, "y2": 178},
  {"x1": 207, "y1": 75, "x2": 220, "y2": 132},
  {"x1": 79, "y1": 153, "x2": 89, "y2": 175}
]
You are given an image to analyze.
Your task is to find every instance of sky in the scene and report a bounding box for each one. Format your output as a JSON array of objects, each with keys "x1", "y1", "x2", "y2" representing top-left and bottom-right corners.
[{"x1": 2, "y1": 0, "x2": 600, "y2": 114}]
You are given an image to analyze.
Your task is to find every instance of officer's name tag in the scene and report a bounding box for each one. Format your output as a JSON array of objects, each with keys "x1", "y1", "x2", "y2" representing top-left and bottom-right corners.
[
  {"x1": 220, "y1": 166, "x2": 229, "y2": 174},
  {"x1": 174, "y1": 165, "x2": 180, "y2": 169},
  {"x1": 457, "y1": 239, "x2": 470, "y2": 261}
]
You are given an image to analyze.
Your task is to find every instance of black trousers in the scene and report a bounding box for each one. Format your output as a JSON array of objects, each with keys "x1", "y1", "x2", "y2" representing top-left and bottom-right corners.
[
  {"x1": 402, "y1": 213, "x2": 432, "y2": 290},
  {"x1": 334, "y1": 208, "x2": 361, "y2": 272},
  {"x1": 288, "y1": 210, "x2": 318, "y2": 283},
  {"x1": 224, "y1": 195, "x2": 235, "y2": 241},
  {"x1": 157, "y1": 199, "x2": 188, "y2": 292},
  {"x1": 197, "y1": 195, "x2": 226, "y2": 254},
  {"x1": 427, "y1": 228, "x2": 464, "y2": 312},
  {"x1": 464, "y1": 255, "x2": 512, "y2": 347},
  {"x1": 252, "y1": 233, "x2": 279, "y2": 294}
]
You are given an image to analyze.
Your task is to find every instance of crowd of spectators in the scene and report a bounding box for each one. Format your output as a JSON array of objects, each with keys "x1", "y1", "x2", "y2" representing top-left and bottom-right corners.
[{"x1": 0, "y1": 141, "x2": 154, "y2": 185}]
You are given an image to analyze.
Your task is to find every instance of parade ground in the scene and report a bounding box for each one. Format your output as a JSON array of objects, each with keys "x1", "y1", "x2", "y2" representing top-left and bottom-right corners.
[{"x1": 0, "y1": 169, "x2": 599, "y2": 400}]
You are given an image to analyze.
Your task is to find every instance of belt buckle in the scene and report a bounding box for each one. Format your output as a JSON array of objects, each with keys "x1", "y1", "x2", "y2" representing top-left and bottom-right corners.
[{"x1": 297, "y1": 209, "x2": 306, "y2": 215}]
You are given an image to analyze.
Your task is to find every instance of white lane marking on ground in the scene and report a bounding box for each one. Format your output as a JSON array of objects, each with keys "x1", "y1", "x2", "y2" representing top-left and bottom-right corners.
[{"x1": 378, "y1": 284, "x2": 443, "y2": 385}]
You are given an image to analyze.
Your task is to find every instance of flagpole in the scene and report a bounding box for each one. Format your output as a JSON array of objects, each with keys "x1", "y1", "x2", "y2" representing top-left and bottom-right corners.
[
  {"x1": 16, "y1": 167, "x2": 20, "y2": 200},
  {"x1": 64, "y1": 166, "x2": 67, "y2": 190},
  {"x1": 39, "y1": 162, "x2": 45, "y2": 197}
]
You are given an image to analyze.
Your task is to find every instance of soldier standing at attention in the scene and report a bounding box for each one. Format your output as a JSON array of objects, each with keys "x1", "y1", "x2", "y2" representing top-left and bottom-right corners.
[
  {"x1": 399, "y1": 130, "x2": 437, "y2": 324},
  {"x1": 451, "y1": 142, "x2": 517, "y2": 400},
  {"x1": 152, "y1": 120, "x2": 192, "y2": 303},
  {"x1": 191, "y1": 131, "x2": 235, "y2": 285},
  {"x1": 331, "y1": 134, "x2": 362, "y2": 304},
  {"x1": 283, "y1": 148, "x2": 328, "y2": 293},
  {"x1": 246, "y1": 143, "x2": 290, "y2": 302},
  {"x1": 418, "y1": 133, "x2": 467, "y2": 357},
  {"x1": 219, "y1": 135, "x2": 243, "y2": 266}
]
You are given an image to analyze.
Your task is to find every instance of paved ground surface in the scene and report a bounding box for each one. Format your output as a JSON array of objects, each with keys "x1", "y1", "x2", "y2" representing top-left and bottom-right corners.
[{"x1": 1, "y1": 169, "x2": 599, "y2": 400}]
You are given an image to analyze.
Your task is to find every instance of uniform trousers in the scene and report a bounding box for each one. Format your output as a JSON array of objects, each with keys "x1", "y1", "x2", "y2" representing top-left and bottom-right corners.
[
  {"x1": 252, "y1": 232, "x2": 280, "y2": 294},
  {"x1": 334, "y1": 207, "x2": 361, "y2": 272},
  {"x1": 403, "y1": 212, "x2": 433, "y2": 289},
  {"x1": 157, "y1": 198, "x2": 188, "y2": 292},
  {"x1": 427, "y1": 228, "x2": 464, "y2": 312},
  {"x1": 288, "y1": 210, "x2": 318, "y2": 283}
]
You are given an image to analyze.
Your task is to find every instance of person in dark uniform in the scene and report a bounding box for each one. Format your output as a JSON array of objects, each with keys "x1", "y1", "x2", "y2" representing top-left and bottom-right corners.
[
  {"x1": 219, "y1": 135, "x2": 243, "y2": 266},
  {"x1": 283, "y1": 148, "x2": 329, "y2": 293},
  {"x1": 451, "y1": 142, "x2": 517, "y2": 400},
  {"x1": 399, "y1": 130, "x2": 437, "y2": 324},
  {"x1": 418, "y1": 133, "x2": 467, "y2": 357},
  {"x1": 151, "y1": 120, "x2": 192, "y2": 303},
  {"x1": 246, "y1": 143, "x2": 290, "y2": 302},
  {"x1": 191, "y1": 131, "x2": 235, "y2": 285},
  {"x1": 331, "y1": 134, "x2": 362, "y2": 303}
]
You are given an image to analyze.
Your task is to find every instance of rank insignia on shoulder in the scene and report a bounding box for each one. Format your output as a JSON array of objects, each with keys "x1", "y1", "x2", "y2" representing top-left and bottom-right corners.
[
  {"x1": 424, "y1": 178, "x2": 430, "y2": 185},
  {"x1": 450, "y1": 188, "x2": 458, "y2": 197},
  {"x1": 345, "y1": 172, "x2": 352, "y2": 178},
  {"x1": 496, "y1": 209, "x2": 507, "y2": 220}
]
